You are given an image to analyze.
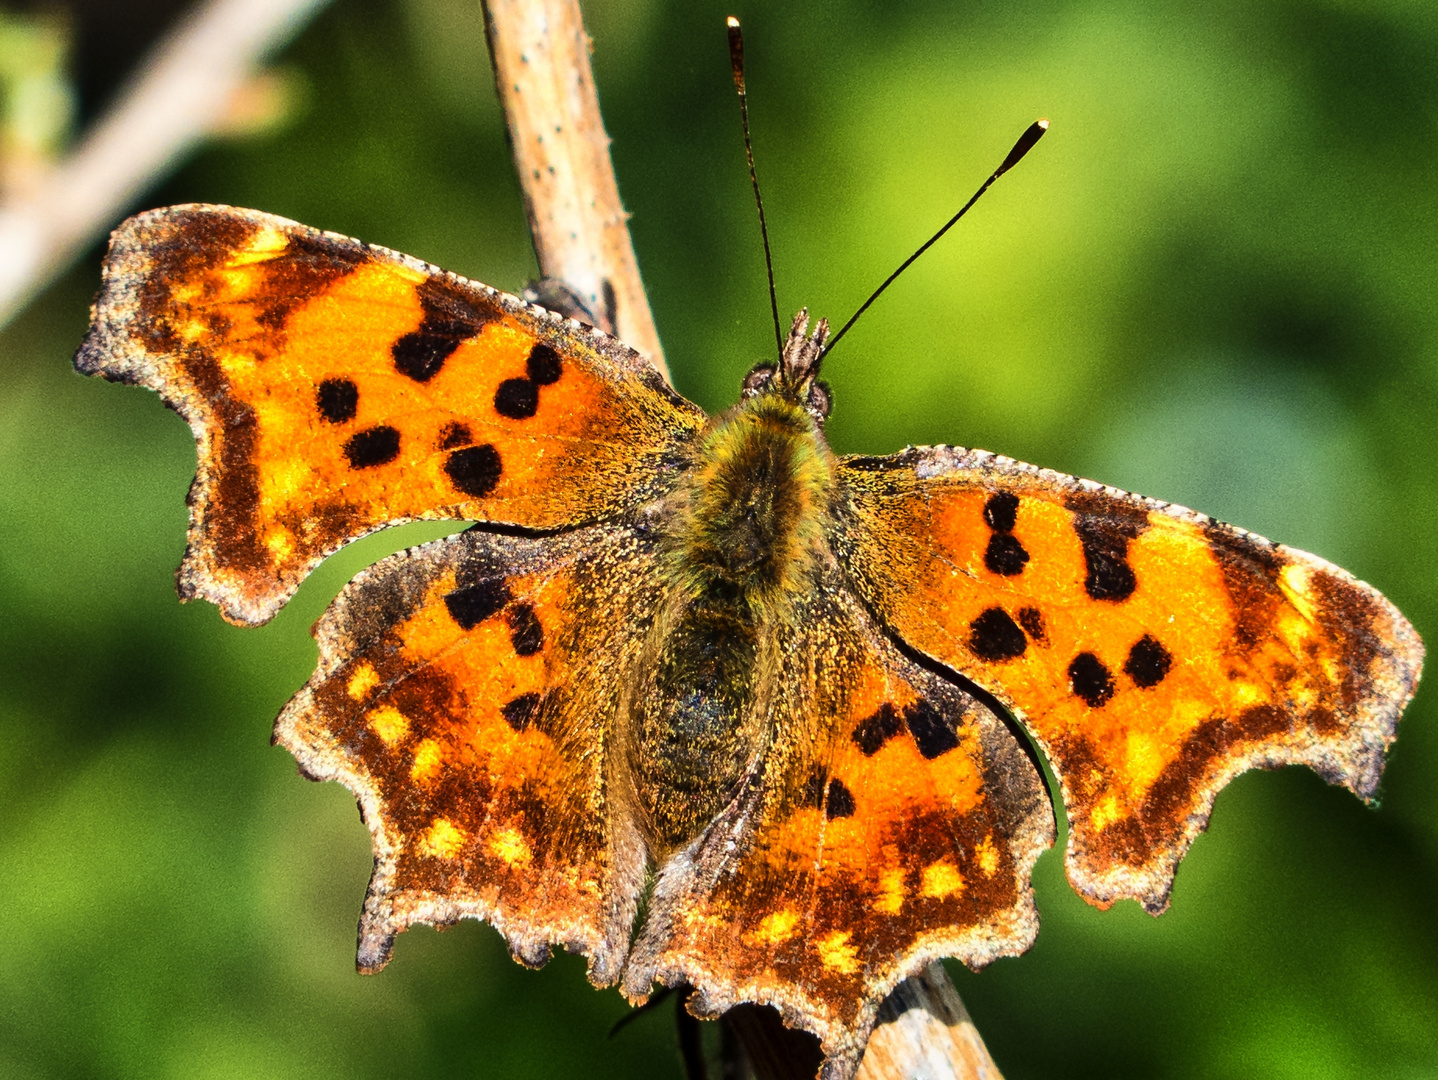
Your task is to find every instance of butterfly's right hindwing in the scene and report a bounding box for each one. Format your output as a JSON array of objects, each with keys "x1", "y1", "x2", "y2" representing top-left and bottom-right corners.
[{"x1": 274, "y1": 524, "x2": 659, "y2": 984}]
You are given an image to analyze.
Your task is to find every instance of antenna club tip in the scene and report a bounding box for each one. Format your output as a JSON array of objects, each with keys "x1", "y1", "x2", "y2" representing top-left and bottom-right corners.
[
  {"x1": 994, "y1": 117, "x2": 1049, "y2": 177},
  {"x1": 727, "y1": 17, "x2": 746, "y2": 89}
]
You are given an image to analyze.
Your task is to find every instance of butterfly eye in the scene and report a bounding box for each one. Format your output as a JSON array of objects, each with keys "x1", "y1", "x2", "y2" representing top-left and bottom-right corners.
[
  {"x1": 806, "y1": 380, "x2": 832, "y2": 421},
  {"x1": 742, "y1": 364, "x2": 777, "y2": 397}
]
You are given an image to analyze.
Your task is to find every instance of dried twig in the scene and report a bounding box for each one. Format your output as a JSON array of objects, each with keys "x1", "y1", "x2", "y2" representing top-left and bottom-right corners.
[
  {"x1": 858, "y1": 964, "x2": 1004, "y2": 1080},
  {"x1": 479, "y1": 2, "x2": 1003, "y2": 1078},
  {"x1": 482, "y1": 0, "x2": 666, "y2": 376},
  {"x1": 0, "y1": 0, "x2": 331, "y2": 328}
]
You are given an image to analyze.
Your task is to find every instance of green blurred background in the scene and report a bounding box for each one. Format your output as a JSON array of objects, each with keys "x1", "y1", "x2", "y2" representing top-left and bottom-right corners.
[{"x1": 2, "y1": 0, "x2": 1436, "y2": 1076}]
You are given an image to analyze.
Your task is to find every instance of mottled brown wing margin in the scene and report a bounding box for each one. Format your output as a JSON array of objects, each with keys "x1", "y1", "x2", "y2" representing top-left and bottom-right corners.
[
  {"x1": 624, "y1": 568, "x2": 1053, "y2": 1079},
  {"x1": 835, "y1": 445, "x2": 1423, "y2": 913},
  {"x1": 274, "y1": 523, "x2": 657, "y2": 984},
  {"x1": 74, "y1": 205, "x2": 702, "y2": 626}
]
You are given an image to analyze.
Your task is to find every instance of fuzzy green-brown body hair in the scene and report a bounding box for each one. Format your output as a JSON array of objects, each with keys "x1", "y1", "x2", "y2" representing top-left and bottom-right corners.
[
  {"x1": 671, "y1": 392, "x2": 836, "y2": 613},
  {"x1": 626, "y1": 391, "x2": 837, "y2": 854}
]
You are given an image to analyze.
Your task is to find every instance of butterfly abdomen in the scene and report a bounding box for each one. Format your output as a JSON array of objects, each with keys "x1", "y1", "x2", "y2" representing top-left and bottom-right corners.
[
  {"x1": 628, "y1": 391, "x2": 837, "y2": 853},
  {"x1": 630, "y1": 601, "x2": 764, "y2": 850}
]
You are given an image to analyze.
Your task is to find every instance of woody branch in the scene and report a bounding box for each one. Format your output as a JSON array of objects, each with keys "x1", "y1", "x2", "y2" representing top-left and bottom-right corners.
[
  {"x1": 482, "y1": 0, "x2": 666, "y2": 377},
  {"x1": 478, "y1": 2, "x2": 1004, "y2": 1078}
]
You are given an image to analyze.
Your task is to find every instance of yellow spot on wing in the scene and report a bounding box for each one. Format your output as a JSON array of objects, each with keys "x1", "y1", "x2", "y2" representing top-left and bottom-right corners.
[
  {"x1": 1091, "y1": 793, "x2": 1123, "y2": 833},
  {"x1": 488, "y1": 827, "x2": 532, "y2": 868},
  {"x1": 264, "y1": 527, "x2": 295, "y2": 560},
  {"x1": 817, "y1": 930, "x2": 860, "y2": 975},
  {"x1": 410, "y1": 738, "x2": 443, "y2": 782},
  {"x1": 975, "y1": 835, "x2": 999, "y2": 878},
  {"x1": 367, "y1": 705, "x2": 409, "y2": 745},
  {"x1": 1277, "y1": 609, "x2": 1313, "y2": 651},
  {"x1": 1233, "y1": 680, "x2": 1265, "y2": 708},
  {"x1": 1123, "y1": 730, "x2": 1167, "y2": 790},
  {"x1": 748, "y1": 909, "x2": 800, "y2": 947},
  {"x1": 270, "y1": 458, "x2": 311, "y2": 501},
  {"x1": 347, "y1": 663, "x2": 380, "y2": 700},
  {"x1": 421, "y1": 818, "x2": 465, "y2": 859},
  {"x1": 873, "y1": 867, "x2": 906, "y2": 915},
  {"x1": 919, "y1": 860, "x2": 965, "y2": 900},
  {"x1": 1278, "y1": 563, "x2": 1317, "y2": 623},
  {"x1": 234, "y1": 225, "x2": 289, "y2": 262}
]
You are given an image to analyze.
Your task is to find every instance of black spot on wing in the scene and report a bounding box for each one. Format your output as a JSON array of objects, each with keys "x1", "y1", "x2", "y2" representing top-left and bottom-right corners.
[
  {"x1": 1077, "y1": 524, "x2": 1137, "y2": 601},
  {"x1": 392, "y1": 329, "x2": 459, "y2": 383},
  {"x1": 501, "y1": 692, "x2": 541, "y2": 732},
  {"x1": 343, "y1": 425, "x2": 400, "y2": 468},
  {"x1": 1125, "y1": 634, "x2": 1173, "y2": 688},
  {"x1": 507, "y1": 603, "x2": 544, "y2": 656},
  {"x1": 493, "y1": 344, "x2": 564, "y2": 420},
  {"x1": 824, "y1": 778, "x2": 856, "y2": 820},
  {"x1": 527, "y1": 343, "x2": 563, "y2": 385},
  {"x1": 969, "y1": 607, "x2": 1027, "y2": 661},
  {"x1": 316, "y1": 378, "x2": 357, "y2": 423},
  {"x1": 1066, "y1": 495, "x2": 1148, "y2": 603},
  {"x1": 851, "y1": 702, "x2": 905, "y2": 756},
  {"x1": 444, "y1": 578, "x2": 511, "y2": 630},
  {"x1": 904, "y1": 699, "x2": 959, "y2": 759},
  {"x1": 445, "y1": 444, "x2": 502, "y2": 497},
  {"x1": 983, "y1": 491, "x2": 1019, "y2": 532},
  {"x1": 438, "y1": 422, "x2": 470, "y2": 450},
  {"x1": 1017, "y1": 606, "x2": 1047, "y2": 645},
  {"x1": 392, "y1": 278, "x2": 493, "y2": 383},
  {"x1": 494, "y1": 378, "x2": 539, "y2": 419},
  {"x1": 1069, "y1": 652, "x2": 1115, "y2": 707},
  {"x1": 984, "y1": 533, "x2": 1030, "y2": 576}
]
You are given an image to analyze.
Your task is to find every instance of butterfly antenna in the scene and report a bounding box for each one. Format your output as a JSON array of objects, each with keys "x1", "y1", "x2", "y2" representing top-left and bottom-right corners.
[
  {"x1": 821, "y1": 118, "x2": 1049, "y2": 360},
  {"x1": 727, "y1": 16, "x2": 784, "y2": 363}
]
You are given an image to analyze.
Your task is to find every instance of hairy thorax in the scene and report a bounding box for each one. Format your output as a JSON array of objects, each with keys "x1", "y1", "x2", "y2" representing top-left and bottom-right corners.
[{"x1": 627, "y1": 392, "x2": 837, "y2": 855}]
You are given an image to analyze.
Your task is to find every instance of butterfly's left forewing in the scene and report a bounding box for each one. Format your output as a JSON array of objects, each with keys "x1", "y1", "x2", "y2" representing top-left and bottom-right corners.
[
  {"x1": 625, "y1": 572, "x2": 1053, "y2": 1076},
  {"x1": 76, "y1": 205, "x2": 702, "y2": 625},
  {"x1": 835, "y1": 445, "x2": 1423, "y2": 912}
]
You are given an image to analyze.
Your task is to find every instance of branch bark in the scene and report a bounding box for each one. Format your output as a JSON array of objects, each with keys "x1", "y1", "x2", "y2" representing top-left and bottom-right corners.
[
  {"x1": 0, "y1": 0, "x2": 331, "y2": 328},
  {"x1": 858, "y1": 964, "x2": 1004, "y2": 1080},
  {"x1": 479, "y1": 3, "x2": 1005, "y2": 1079},
  {"x1": 482, "y1": 0, "x2": 666, "y2": 377}
]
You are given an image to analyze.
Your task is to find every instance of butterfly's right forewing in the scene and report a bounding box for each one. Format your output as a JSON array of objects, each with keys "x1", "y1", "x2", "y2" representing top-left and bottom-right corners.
[{"x1": 75, "y1": 205, "x2": 703, "y2": 625}]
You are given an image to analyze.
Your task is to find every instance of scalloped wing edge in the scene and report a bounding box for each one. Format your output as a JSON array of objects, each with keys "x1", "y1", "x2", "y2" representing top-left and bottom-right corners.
[
  {"x1": 848, "y1": 443, "x2": 1424, "y2": 915},
  {"x1": 73, "y1": 204, "x2": 689, "y2": 628},
  {"x1": 271, "y1": 527, "x2": 640, "y2": 988},
  {"x1": 623, "y1": 793, "x2": 1051, "y2": 1080}
]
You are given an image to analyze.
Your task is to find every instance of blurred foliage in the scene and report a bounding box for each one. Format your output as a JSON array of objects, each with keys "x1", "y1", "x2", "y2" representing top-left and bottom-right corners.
[
  {"x1": 0, "y1": 8, "x2": 74, "y2": 191},
  {"x1": 2, "y1": 0, "x2": 1436, "y2": 1077}
]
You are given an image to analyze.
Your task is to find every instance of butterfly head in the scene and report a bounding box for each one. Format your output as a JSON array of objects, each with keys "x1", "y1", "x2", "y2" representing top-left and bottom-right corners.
[{"x1": 741, "y1": 309, "x2": 832, "y2": 424}]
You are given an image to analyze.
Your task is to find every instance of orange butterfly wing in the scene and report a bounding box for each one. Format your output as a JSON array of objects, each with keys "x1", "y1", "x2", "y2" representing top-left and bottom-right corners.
[
  {"x1": 276, "y1": 524, "x2": 659, "y2": 983},
  {"x1": 625, "y1": 570, "x2": 1053, "y2": 1072},
  {"x1": 836, "y1": 445, "x2": 1423, "y2": 911},
  {"x1": 75, "y1": 205, "x2": 702, "y2": 625}
]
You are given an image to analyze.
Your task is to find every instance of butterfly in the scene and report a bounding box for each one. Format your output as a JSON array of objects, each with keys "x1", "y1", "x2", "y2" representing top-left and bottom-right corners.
[{"x1": 74, "y1": 202, "x2": 1422, "y2": 1079}]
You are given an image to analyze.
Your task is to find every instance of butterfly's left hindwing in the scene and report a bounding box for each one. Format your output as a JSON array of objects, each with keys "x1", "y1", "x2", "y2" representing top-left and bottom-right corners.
[
  {"x1": 624, "y1": 570, "x2": 1053, "y2": 1076},
  {"x1": 276, "y1": 524, "x2": 658, "y2": 983},
  {"x1": 75, "y1": 205, "x2": 703, "y2": 626},
  {"x1": 835, "y1": 445, "x2": 1423, "y2": 913}
]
